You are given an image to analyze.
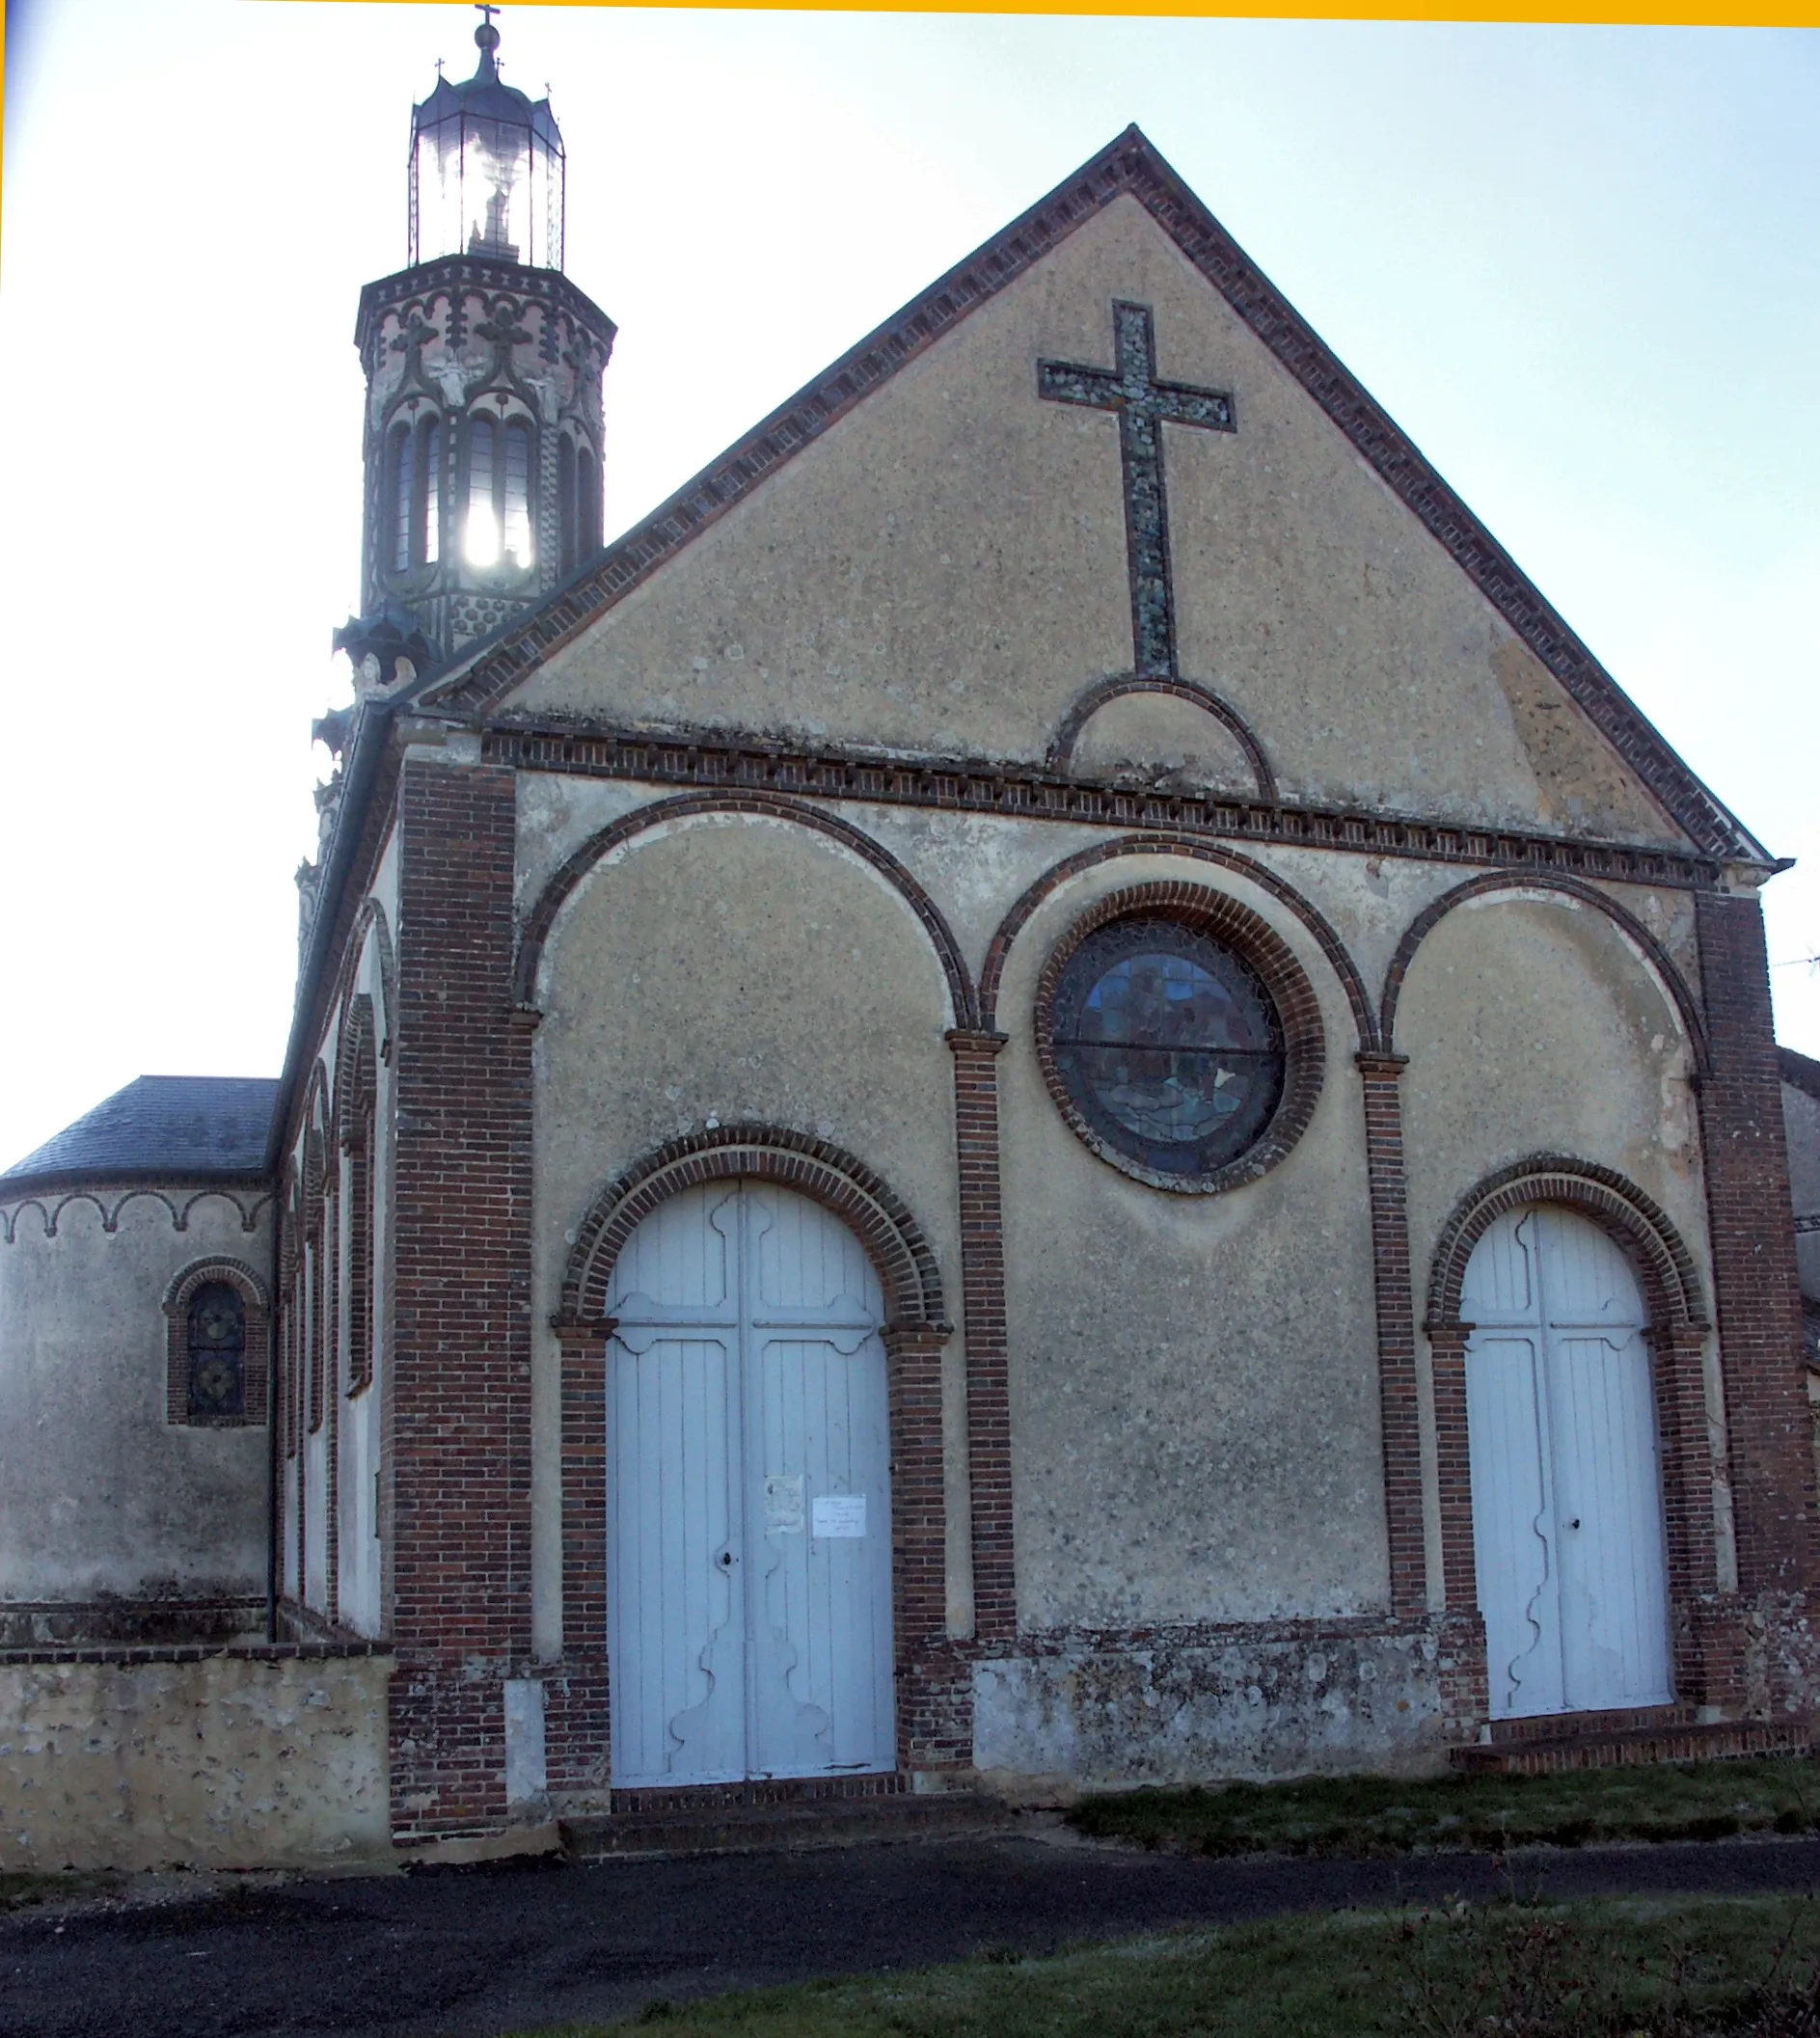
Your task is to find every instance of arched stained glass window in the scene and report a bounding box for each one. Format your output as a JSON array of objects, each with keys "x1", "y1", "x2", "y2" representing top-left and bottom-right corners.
[{"x1": 187, "y1": 1282, "x2": 247, "y2": 1424}]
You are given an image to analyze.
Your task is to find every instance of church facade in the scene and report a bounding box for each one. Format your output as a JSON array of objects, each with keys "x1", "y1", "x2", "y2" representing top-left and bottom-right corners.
[{"x1": 4, "y1": 25, "x2": 1817, "y2": 1858}]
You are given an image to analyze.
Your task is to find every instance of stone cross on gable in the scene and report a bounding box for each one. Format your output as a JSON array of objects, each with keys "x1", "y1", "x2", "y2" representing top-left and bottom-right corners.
[{"x1": 1040, "y1": 301, "x2": 1236, "y2": 681}]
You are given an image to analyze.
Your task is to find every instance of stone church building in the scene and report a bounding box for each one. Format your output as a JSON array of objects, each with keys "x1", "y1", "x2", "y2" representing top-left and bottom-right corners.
[{"x1": 4, "y1": 19, "x2": 1818, "y2": 1864}]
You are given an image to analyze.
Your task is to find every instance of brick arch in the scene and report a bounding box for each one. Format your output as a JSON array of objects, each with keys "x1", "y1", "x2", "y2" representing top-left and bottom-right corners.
[
  {"x1": 549, "y1": 1129, "x2": 957, "y2": 1791},
  {"x1": 333, "y1": 994, "x2": 378, "y2": 1148},
  {"x1": 1426, "y1": 1154, "x2": 1708, "y2": 1338},
  {"x1": 1380, "y1": 873, "x2": 1709, "y2": 1075},
  {"x1": 1423, "y1": 1156, "x2": 1721, "y2": 1692},
  {"x1": 1046, "y1": 674, "x2": 1277, "y2": 804},
  {"x1": 514, "y1": 791, "x2": 978, "y2": 1029},
  {"x1": 980, "y1": 832, "x2": 1375, "y2": 1049},
  {"x1": 348, "y1": 897, "x2": 397, "y2": 1060},
  {"x1": 161, "y1": 1256, "x2": 271, "y2": 1429},
  {"x1": 559, "y1": 1127, "x2": 946, "y2": 1332}
]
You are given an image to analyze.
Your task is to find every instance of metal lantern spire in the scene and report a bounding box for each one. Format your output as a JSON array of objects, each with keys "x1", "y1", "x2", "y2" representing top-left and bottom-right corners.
[
  {"x1": 407, "y1": 6, "x2": 566, "y2": 271},
  {"x1": 342, "y1": 5, "x2": 614, "y2": 674}
]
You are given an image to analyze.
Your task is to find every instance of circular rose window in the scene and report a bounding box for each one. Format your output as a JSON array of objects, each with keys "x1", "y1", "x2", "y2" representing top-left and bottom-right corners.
[{"x1": 1035, "y1": 886, "x2": 1324, "y2": 1193}]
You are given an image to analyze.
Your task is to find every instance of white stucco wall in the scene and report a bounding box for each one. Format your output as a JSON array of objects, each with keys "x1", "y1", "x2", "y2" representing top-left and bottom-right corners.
[
  {"x1": 514, "y1": 196, "x2": 1686, "y2": 852},
  {"x1": 993, "y1": 849, "x2": 1387, "y2": 1629},
  {"x1": 527, "y1": 806, "x2": 970, "y2": 1657},
  {"x1": 0, "y1": 1188, "x2": 272, "y2": 1610}
]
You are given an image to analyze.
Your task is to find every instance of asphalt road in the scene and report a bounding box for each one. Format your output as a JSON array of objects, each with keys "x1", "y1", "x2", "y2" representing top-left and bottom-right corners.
[{"x1": 7, "y1": 1830, "x2": 1820, "y2": 2038}]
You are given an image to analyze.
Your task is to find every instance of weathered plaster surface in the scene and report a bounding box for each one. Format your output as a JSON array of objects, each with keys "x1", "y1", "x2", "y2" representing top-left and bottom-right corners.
[
  {"x1": 1399, "y1": 891, "x2": 1709, "y2": 1291},
  {"x1": 0, "y1": 1653, "x2": 390, "y2": 1872},
  {"x1": 1067, "y1": 693, "x2": 1261, "y2": 796},
  {"x1": 0, "y1": 1193, "x2": 270, "y2": 1607},
  {"x1": 514, "y1": 772, "x2": 657, "y2": 919},
  {"x1": 993, "y1": 849, "x2": 1388, "y2": 1631},
  {"x1": 527, "y1": 811, "x2": 968, "y2": 1655},
  {"x1": 1397, "y1": 892, "x2": 1718, "y2": 1602},
  {"x1": 512, "y1": 195, "x2": 1688, "y2": 849},
  {"x1": 973, "y1": 1624, "x2": 1448, "y2": 1787},
  {"x1": 1784, "y1": 1074, "x2": 1820, "y2": 1303}
]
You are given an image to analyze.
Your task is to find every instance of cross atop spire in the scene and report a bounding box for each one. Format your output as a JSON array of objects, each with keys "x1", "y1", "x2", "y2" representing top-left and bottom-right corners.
[{"x1": 473, "y1": 3, "x2": 502, "y2": 79}]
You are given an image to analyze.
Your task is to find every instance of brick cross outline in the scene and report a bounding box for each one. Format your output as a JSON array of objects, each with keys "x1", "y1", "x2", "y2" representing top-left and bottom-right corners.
[{"x1": 1039, "y1": 301, "x2": 1236, "y2": 681}]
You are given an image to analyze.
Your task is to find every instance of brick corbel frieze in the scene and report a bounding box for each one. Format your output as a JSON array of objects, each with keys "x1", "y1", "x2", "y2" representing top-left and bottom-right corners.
[
  {"x1": 1354, "y1": 1052, "x2": 1426, "y2": 1617},
  {"x1": 388, "y1": 758, "x2": 535, "y2": 1840},
  {"x1": 945, "y1": 1028, "x2": 1016, "y2": 1644},
  {"x1": 1693, "y1": 891, "x2": 1815, "y2": 1600}
]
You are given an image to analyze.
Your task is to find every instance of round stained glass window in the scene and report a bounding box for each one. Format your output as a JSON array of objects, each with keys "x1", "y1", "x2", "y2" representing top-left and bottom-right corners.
[{"x1": 1048, "y1": 918, "x2": 1286, "y2": 1182}]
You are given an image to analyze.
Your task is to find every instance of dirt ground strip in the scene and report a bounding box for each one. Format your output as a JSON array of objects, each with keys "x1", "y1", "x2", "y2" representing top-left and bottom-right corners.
[{"x1": 6, "y1": 1827, "x2": 1820, "y2": 2038}]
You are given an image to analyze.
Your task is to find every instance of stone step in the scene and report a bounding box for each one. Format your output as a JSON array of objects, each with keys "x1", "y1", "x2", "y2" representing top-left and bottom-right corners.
[
  {"x1": 1451, "y1": 1715, "x2": 1816, "y2": 1777},
  {"x1": 559, "y1": 1789, "x2": 1010, "y2": 1860}
]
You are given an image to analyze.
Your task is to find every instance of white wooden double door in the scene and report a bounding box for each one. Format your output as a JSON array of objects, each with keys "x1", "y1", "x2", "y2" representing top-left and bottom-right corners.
[
  {"x1": 1464, "y1": 1205, "x2": 1673, "y2": 1720},
  {"x1": 606, "y1": 1182, "x2": 896, "y2": 1786}
]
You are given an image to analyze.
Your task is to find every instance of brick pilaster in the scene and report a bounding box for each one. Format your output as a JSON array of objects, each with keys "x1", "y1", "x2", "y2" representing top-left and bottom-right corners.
[
  {"x1": 550, "y1": 1315, "x2": 612, "y2": 1797},
  {"x1": 1693, "y1": 891, "x2": 1814, "y2": 1594},
  {"x1": 389, "y1": 757, "x2": 534, "y2": 1838},
  {"x1": 1427, "y1": 1325, "x2": 1479, "y2": 1618},
  {"x1": 882, "y1": 1322, "x2": 967, "y2": 1766},
  {"x1": 1357, "y1": 1052, "x2": 1426, "y2": 1616},
  {"x1": 1650, "y1": 1323, "x2": 1726, "y2": 1701},
  {"x1": 946, "y1": 1029, "x2": 1015, "y2": 1642}
]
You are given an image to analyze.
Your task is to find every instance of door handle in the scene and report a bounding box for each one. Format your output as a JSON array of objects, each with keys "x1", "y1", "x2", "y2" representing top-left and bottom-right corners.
[{"x1": 1567, "y1": 1518, "x2": 1581, "y2": 1530}]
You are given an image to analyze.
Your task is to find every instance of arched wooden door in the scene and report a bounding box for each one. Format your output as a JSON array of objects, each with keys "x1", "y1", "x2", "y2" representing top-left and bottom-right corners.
[
  {"x1": 606, "y1": 1180, "x2": 895, "y2": 1785},
  {"x1": 1463, "y1": 1206, "x2": 1672, "y2": 1719}
]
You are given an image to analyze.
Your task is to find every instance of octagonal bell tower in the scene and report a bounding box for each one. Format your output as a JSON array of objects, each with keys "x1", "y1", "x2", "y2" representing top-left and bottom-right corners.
[{"x1": 352, "y1": 8, "x2": 615, "y2": 666}]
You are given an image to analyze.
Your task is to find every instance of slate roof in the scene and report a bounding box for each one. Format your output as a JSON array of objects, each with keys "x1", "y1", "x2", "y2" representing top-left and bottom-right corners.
[
  {"x1": 1781, "y1": 1046, "x2": 1820, "y2": 1106},
  {"x1": 414, "y1": 125, "x2": 1769, "y2": 869},
  {"x1": 0, "y1": 1076, "x2": 278, "y2": 1189}
]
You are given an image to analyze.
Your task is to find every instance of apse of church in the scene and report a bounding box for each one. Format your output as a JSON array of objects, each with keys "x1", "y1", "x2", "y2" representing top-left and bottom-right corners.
[{"x1": 3, "y1": 13, "x2": 1816, "y2": 1871}]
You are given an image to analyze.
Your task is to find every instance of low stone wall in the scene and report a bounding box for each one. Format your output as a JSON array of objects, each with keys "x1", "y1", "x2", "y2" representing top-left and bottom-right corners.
[
  {"x1": 971, "y1": 1616, "x2": 1475, "y2": 1794},
  {"x1": 0, "y1": 1644, "x2": 391, "y2": 1872}
]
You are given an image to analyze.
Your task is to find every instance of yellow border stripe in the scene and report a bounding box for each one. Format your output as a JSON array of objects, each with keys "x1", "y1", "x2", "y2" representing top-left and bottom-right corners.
[{"x1": 243, "y1": 0, "x2": 1820, "y2": 29}]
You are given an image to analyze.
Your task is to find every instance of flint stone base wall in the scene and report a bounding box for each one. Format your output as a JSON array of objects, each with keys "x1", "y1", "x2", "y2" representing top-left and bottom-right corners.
[
  {"x1": 972, "y1": 1617, "x2": 1474, "y2": 1790},
  {"x1": 0, "y1": 1648, "x2": 391, "y2": 1872}
]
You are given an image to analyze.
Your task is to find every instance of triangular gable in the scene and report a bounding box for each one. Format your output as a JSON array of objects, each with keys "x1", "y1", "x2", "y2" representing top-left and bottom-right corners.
[{"x1": 419, "y1": 126, "x2": 1766, "y2": 865}]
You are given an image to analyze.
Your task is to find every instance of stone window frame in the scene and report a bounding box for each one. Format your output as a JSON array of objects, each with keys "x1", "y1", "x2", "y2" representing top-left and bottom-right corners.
[
  {"x1": 1032, "y1": 880, "x2": 1326, "y2": 1194},
  {"x1": 163, "y1": 1258, "x2": 271, "y2": 1428}
]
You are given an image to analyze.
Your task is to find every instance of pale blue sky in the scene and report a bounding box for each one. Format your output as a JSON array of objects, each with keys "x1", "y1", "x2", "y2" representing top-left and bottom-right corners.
[{"x1": 1, "y1": 1, "x2": 1815, "y2": 1169}]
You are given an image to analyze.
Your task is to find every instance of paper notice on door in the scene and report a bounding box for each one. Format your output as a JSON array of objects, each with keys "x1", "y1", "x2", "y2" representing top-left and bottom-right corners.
[
  {"x1": 763, "y1": 1474, "x2": 805, "y2": 1535},
  {"x1": 811, "y1": 1493, "x2": 867, "y2": 1538}
]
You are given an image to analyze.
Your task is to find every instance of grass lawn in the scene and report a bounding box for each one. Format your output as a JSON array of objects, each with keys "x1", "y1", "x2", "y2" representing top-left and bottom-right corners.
[
  {"x1": 509, "y1": 1892, "x2": 1820, "y2": 2035},
  {"x1": 1066, "y1": 1753, "x2": 1820, "y2": 1858}
]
